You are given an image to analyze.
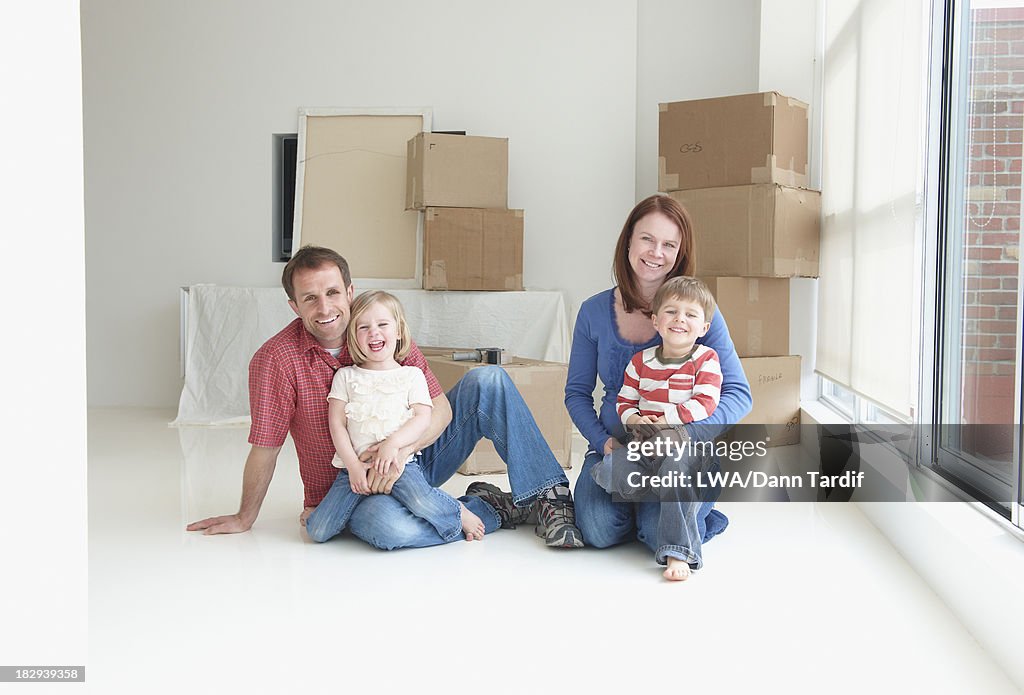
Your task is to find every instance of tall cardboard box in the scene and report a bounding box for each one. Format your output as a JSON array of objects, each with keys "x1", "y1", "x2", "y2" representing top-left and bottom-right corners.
[
  {"x1": 422, "y1": 208, "x2": 524, "y2": 291},
  {"x1": 659, "y1": 91, "x2": 809, "y2": 192},
  {"x1": 406, "y1": 133, "x2": 508, "y2": 210},
  {"x1": 422, "y1": 349, "x2": 572, "y2": 474},
  {"x1": 700, "y1": 277, "x2": 790, "y2": 357},
  {"x1": 735, "y1": 356, "x2": 801, "y2": 447},
  {"x1": 670, "y1": 184, "x2": 820, "y2": 278}
]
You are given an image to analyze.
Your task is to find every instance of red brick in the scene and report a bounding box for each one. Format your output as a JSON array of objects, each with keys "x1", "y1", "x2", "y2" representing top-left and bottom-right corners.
[
  {"x1": 993, "y1": 56, "x2": 1024, "y2": 70},
  {"x1": 977, "y1": 348, "x2": 1017, "y2": 361},
  {"x1": 1007, "y1": 128, "x2": 1024, "y2": 143},
  {"x1": 974, "y1": 292, "x2": 1015, "y2": 305},
  {"x1": 1002, "y1": 276, "x2": 1019, "y2": 290},
  {"x1": 1014, "y1": 102, "x2": 1024, "y2": 114},
  {"x1": 981, "y1": 232, "x2": 1020, "y2": 244},
  {"x1": 1013, "y1": 40, "x2": 1024, "y2": 54},
  {"x1": 1010, "y1": 159, "x2": 1022, "y2": 172},
  {"x1": 972, "y1": 41, "x2": 1009, "y2": 56},
  {"x1": 1007, "y1": 188, "x2": 1021, "y2": 200},
  {"x1": 974, "y1": 129, "x2": 1005, "y2": 143},
  {"x1": 971, "y1": 158, "x2": 1007, "y2": 172},
  {"x1": 979, "y1": 320, "x2": 1019, "y2": 332},
  {"x1": 1006, "y1": 217, "x2": 1020, "y2": 230},
  {"x1": 967, "y1": 246, "x2": 1005, "y2": 260},
  {"x1": 996, "y1": 305, "x2": 1019, "y2": 321},
  {"x1": 975, "y1": 8, "x2": 1024, "y2": 22},
  {"x1": 966, "y1": 276, "x2": 1001, "y2": 290},
  {"x1": 968, "y1": 216, "x2": 1002, "y2": 231},
  {"x1": 993, "y1": 173, "x2": 1023, "y2": 185},
  {"x1": 993, "y1": 27, "x2": 1024, "y2": 42},
  {"x1": 996, "y1": 334, "x2": 1019, "y2": 348},
  {"x1": 988, "y1": 144, "x2": 1023, "y2": 156},
  {"x1": 972, "y1": 99, "x2": 1008, "y2": 115},
  {"x1": 992, "y1": 115, "x2": 1020, "y2": 129},
  {"x1": 981, "y1": 262, "x2": 1020, "y2": 275},
  {"x1": 993, "y1": 203, "x2": 1022, "y2": 214},
  {"x1": 964, "y1": 333, "x2": 997, "y2": 348},
  {"x1": 966, "y1": 305, "x2": 997, "y2": 319}
]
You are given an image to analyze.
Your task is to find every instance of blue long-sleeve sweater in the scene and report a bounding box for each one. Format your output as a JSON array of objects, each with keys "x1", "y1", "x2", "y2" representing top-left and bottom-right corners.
[{"x1": 565, "y1": 288, "x2": 753, "y2": 453}]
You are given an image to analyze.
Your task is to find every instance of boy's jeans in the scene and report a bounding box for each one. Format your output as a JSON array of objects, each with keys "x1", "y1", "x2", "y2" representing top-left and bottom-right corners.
[{"x1": 577, "y1": 445, "x2": 728, "y2": 569}]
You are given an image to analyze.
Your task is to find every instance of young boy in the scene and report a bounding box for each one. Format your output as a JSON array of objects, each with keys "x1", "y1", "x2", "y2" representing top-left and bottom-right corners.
[{"x1": 591, "y1": 276, "x2": 723, "y2": 581}]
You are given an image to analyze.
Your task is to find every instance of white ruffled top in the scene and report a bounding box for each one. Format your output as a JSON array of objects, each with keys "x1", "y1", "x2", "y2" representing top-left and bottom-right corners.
[{"x1": 327, "y1": 365, "x2": 432, "y2": 463}]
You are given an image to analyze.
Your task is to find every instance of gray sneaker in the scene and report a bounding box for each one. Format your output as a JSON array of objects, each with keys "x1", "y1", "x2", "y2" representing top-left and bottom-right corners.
[
  {"x1": 535, "y1": 484, "x2": 585, "y2": 548},
  {"x1": 465, "y1": 482, "x2": 532, "y2": 529}
]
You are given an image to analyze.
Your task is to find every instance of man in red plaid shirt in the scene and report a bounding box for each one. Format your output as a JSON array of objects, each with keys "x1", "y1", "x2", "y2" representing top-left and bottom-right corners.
[{"x1": 187, "y1": 246, "x2": 583, "y2": 549}]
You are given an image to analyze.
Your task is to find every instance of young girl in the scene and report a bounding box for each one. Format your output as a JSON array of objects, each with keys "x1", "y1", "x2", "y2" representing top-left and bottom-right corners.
[{"x1": 304, "y1": 290, "x2": 486, "y2": 544}]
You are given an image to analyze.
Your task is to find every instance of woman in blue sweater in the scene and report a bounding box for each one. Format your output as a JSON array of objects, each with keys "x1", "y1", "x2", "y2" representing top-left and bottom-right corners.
[{"x1": 564, "y1": 194, "x2": 752, "y2": 575}]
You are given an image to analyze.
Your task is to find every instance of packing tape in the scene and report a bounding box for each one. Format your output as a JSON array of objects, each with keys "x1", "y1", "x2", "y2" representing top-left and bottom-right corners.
[
  {"x1": 427, "y1": 260, "x2": 448, "y2": 289},
  {"x1": 505, "y1": 274, "x2": 523, "y2": 290},
  {"x1": 747, "y1": 319, "x2": 763, "y2": 355},
  {"x1": 763, "y1": 92, "x2": 778, "y2": 106},
  {"x1": 747, "y1": 278, "x2": 760, "y2": 303},
  {"x1": 658, "y1": 157, "x2": 679, "y2": 192},
  {"x1": 659, "y1": 103, "x2": 669, "y2": 112}
]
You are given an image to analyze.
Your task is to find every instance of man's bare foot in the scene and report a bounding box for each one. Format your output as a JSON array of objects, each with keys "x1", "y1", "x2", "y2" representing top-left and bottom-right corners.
[
  {"x1": 460, "y1": 503, "x2": 486, "y2": 541},
  {"x1": 664, "y1": 557, "x2": 691, "y2": 581}
]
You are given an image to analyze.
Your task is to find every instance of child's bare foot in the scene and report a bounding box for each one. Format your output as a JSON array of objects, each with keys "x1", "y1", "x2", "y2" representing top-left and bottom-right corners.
[
  {"x1": 664, "y1": 557, "x2": 691, "y2": 581},
  {"x1": 460, "y1": 503, "x2": 485, "y2": 541}
]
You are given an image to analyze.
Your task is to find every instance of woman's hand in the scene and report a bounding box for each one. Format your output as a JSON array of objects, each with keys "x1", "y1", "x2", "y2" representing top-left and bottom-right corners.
[{"x1": 603, "y1": 437, "x2": 622, "y2": 455}]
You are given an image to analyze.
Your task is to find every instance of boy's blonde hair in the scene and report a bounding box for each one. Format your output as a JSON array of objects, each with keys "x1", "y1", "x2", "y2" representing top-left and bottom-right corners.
[
  {"x1": 652, "y1": 276, "x2": 716, "y2": 322},
  {"x1": 346, "y1": 290, "x2": 412, "y2": 364}
]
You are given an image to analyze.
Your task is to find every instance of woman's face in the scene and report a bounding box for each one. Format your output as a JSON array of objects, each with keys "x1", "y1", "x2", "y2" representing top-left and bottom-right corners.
[{"x1": 627, "y1": 211, "x2": 682, "y2": 288}]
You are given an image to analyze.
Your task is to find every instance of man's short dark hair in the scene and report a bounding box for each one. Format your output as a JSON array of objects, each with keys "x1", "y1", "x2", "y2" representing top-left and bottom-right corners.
[{"x1": 282, "y1": 246, "x2": 352, "y2": 301}]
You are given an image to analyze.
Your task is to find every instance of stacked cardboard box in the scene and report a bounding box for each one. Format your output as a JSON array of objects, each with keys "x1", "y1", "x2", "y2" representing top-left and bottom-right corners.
[
  {"x1": 422, "y1": 348, "x2": 572, "y2": 474},
  {"x1": 406, "y1": 133, "x2": 524, "y2": 291},
  {"x1": 659, "y1": 91, "x2": 819, "y2": 446}
]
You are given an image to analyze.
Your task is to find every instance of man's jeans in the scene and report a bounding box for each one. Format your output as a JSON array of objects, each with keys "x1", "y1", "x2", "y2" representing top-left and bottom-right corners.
[
  {"x1": 332, "y1": 366, "x2": 568, "y2": 550},
  {"x1": 575, "y1": 449, "x2": 729, "y2": 568}
]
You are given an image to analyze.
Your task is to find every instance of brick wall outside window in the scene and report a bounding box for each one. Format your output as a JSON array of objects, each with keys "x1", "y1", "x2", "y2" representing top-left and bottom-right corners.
[{"x1": 961, "y1": 7, "x2": 1022, "y2": 456}]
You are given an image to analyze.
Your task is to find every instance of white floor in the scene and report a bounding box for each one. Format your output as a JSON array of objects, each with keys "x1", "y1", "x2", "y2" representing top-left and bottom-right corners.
[{"x1": 88, "y1": 408, "x2": 1022, "y2": 694}]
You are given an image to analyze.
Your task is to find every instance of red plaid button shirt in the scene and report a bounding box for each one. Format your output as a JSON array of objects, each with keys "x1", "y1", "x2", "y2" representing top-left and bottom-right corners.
[{"x1": 248, "y1": 318, "x2": 442, "y2": 507}]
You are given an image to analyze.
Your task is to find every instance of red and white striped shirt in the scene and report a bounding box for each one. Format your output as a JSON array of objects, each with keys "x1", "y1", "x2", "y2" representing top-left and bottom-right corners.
[
  {"x1": 248, "y1": 318, "x2": 442, "y2": 507},
  {"x1": 616, "y1": 345, "x2": 722, "y2": 425}
]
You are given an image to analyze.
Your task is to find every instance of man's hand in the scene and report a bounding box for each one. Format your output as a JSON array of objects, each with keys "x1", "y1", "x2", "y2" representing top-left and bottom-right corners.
[
  {"x1": 186, "y1": 514, "x2": 252, "y2": 535},
  {"x1": 603, "y1": 437, "x2": 622, "y2": 456}
]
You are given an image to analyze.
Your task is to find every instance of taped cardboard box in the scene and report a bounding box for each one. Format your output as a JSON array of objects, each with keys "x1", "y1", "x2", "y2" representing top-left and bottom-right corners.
[
  {"x1": 406, "y1": 132, "x2": 508, "y2": 210},
  {"x1": 423, "y1": 208, "x2": 524, "y2": 291},
  {"x1": 733, "y1": 356, "x2": 801, "y2": 447},
  {"x1": 659, "y1": 91, "x2": 809, "y2": 192},
  {"x1": 422, "y1": 348, "x2": 572, "y2": 474},
  {"x1": 700, "y1": 277, "x2": 790, "y2": 358},
  {"x1": 671, "y1": 184, "x2": 820, "y2": 278}
]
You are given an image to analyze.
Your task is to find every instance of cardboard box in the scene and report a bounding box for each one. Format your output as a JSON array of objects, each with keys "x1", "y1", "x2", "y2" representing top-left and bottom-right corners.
[
  {"x1": 700, "y1": 277, "x2": 790, "y2": 358},
  {"x1": 422, "y1": 208, "x2": 524, "y2": 291},
  {"x1": 659, "y1": 91, "x2": 809, "y2": 192},
  {"x1": 422, "y1": 348, "x2": 572, "y2": 474},
  {"x1": 670, "y1": 184, "x2": 820, "y2": 278},
  {"x1": 406, "y1": 132, "x2": 508, "y2": 210},
  {"x1": 736, "y1": 356, "x2": 801, "y2": 447}
]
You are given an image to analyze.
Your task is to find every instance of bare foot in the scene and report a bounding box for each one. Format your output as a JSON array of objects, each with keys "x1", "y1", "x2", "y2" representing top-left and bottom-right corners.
[
  {"x1": 460, "y1": 503, "x2": 486, "y2": 541},
  {"x1": 664, "y1": 557, "x2": 691, "y2": 582}
]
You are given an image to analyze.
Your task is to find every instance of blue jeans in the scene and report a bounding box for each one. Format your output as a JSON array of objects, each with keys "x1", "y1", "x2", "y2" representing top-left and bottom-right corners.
[
  {"x1": 306, "y1": 461, "x2": 465, "y2": 543},
  {"x1": 340, "y1": 366, "x2": 568, "y2": 550},
  {"x1": 575, "y1": 449, "x2": 729, "y2": 568}
]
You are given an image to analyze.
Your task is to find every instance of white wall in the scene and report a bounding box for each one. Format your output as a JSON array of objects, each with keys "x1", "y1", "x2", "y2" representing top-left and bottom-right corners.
[
  {"x1": 83, "y1": 0, "x2": 638, "y2": 406},
  {"x1": 635, "y1": 0, "x2": 761, "y2": 200}
]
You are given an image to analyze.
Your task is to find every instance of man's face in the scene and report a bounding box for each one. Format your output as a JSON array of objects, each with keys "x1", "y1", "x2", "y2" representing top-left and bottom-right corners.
[{"x1": 287, "y1": 263, "x2": 354, "y2": 349}]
